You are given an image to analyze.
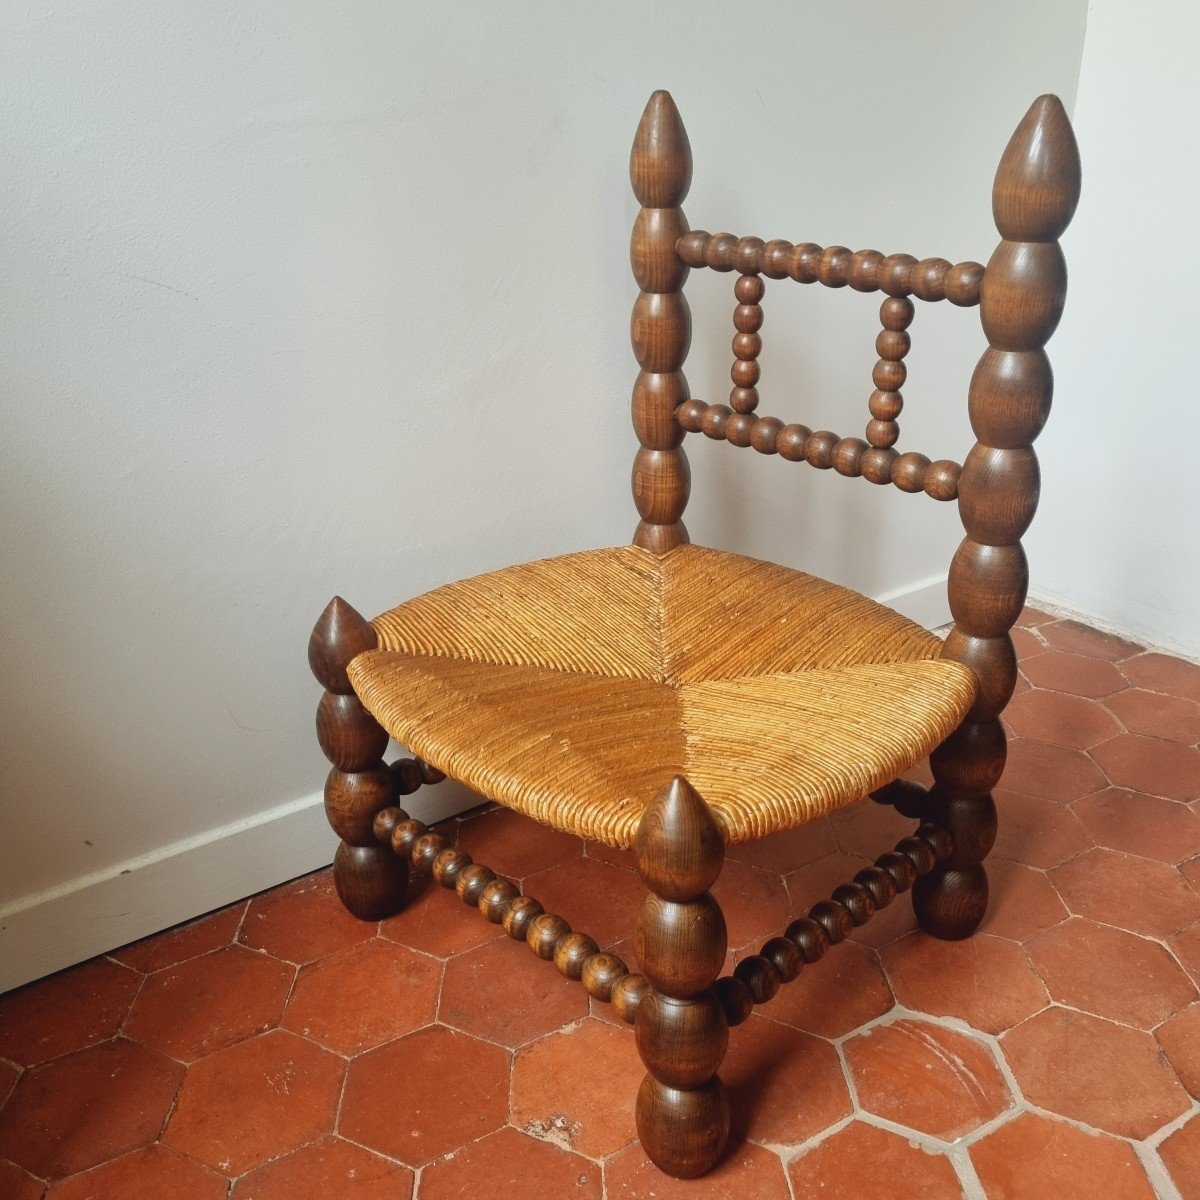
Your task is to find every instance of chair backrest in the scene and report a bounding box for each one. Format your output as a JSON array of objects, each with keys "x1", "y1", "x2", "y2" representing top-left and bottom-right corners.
[{"x1": 628, "y1": 87, "x2": 1080, "y2": 727}]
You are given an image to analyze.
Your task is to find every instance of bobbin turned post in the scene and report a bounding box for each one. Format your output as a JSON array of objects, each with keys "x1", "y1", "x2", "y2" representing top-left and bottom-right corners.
[
  {"x1": 915, "y1": 96, "x2": 1081, "y2": 940},
  {"x1": 630, "y1": 90, "x2": 692, "y2": 553},
  {"x1": 633, "y1": 777, "x2": 730, "y2": 1178},
  {"x1": 310, "y1": 597, "x2": 408, "y2": 919}
]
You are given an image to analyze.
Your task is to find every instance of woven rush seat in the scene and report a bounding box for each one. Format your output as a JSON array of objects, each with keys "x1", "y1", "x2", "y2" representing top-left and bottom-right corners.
[{"x1": 347, "y1": 545, "x2": 978, "y2": 848}]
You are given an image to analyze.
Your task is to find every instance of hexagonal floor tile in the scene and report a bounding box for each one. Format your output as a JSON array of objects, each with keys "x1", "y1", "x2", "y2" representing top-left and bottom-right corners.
[
  {"x1": 1026, "y1": 918, "x2": 1197, "y2": 1029},
  {"x1": 725, "y1": 815, "x2": 837, "y2": 873},
  {"x1": 1159, "y1": 1113, "x2": 1200, "y2": 1200},
  {"x1": 981, "y1": 857, "x2": 1069, "y2": 942},
  {"x1": 881, "y1": 933, "x2": 1047, "y2": 1034},
  {"x1": 723, "y1": 1014, "x2": 852, "y2": 1147},
  {"x1": 125, "y1": 945, "x2": 294, "y2": 1061},
  {"x1": 969, "y1": 1111, "x2": 1156, "y2": 1200},
  {"x1": 229, "y1": 1135, "x2": 413, "y2": 1200},
  {"x1": 1073, "y1": 788, "x2": 1200, "y2": 863},
  {"x1": 1156, "y1": 1001, "x2": 1200, "y2": 1098},
  {"x1": 0, "y1": 1159, "x2": 42, "y2": 1200},
  {"x1": 1005, "y1": 689, "x2": 1121, "y2": 749},
  {"x1": 282, "y1": 938, "x2": 439, "y2": 1054},
  {"x1": 380, "y1": 877, "x2": 506, "y2": 959},
  {"x1": 163, "y1": 1029, "x2": 343, "y2": 1175},
  {"x1": 1091, "y1": 735, "x2": 1200, "y2": 802},
  {"x1": 421, "y1": 1126, "x2": 599, "y2": 1200},
  {"x1": 1049, "y1": 848, "x2": 1200, "y2": 938},
  {"x1": 1170, "y1": 920, "x2": 1200, "y2": 988},
  {"x1": 605, "y1": 1138, "x2": 790, "y2": 1199},
  {"x1": 763, "y1": 940, "x2": 893, "y2": 1039},
  {"x1": 1001, "y1": 1007, "x2": 1189, "y2": 1139},
  {"x1": 240, "y1": 870, "x2": 375, "y2": 963},
  {"x1": 114, "y1": 902, "x2": 245, "y2": 973},
  {"x1": 827, "y1": 799, "x2": 914, "y2": 860},
  {"x1": 1104, "y1": 688, "x2": 1200, "y2": 744},
  {"x1": 1022, "y1": 652, "x2": 1128, "y2": 698},
  {"x1": 339, "y1": 1025, "x2": 508, "y2": 1165},
  {"x1": 784, "y1": 851, "x2": 872, "y2": 915},
  {"x1": 522, "y1": 858, "x2": 647, "y2": 948},
  {"x1": 0, "y1": 1061, "x2": 17, "y2": 1108},
  {"x1": 844, "y1": 1018, "x2": 1010, "y2": 1141},
  {"x1": 787, "y1": 1120, "x2": 962, "y2": 1199},
  {"x1": 455, "y1": 806, "x2": 581, "y2": 879},
  {"x1": 0, "y1": 957, "x2": 141, "y2": 1066},
  {"x1": 1039, "y1": 620, "x2": 1143, "y2": 661},
  {"x1": 1000, "y1": 740, "x2": 1107, "y2": 804},
  {"x1": 511, "y1": 1017, "x2": 641, "y2": 1158},
  {"x1": 711, "y1": 860, "x2": 793, "y2": 954},
  {"x1": 44, "y1": 1144, "x2": 227, "y2": 1200},
  {"x1": 991, "y1": 788, "x2": 1093, "y2": 869},
  {"x1": 440, "y1": 934, "x2": 588, "y2": 1048},
  {"x1": 1121, "y1": 653, "x2": 1200, "y2": 702},
  {"x1": 0, "y1": 1039, "x2": 183, "y2": 1179}
]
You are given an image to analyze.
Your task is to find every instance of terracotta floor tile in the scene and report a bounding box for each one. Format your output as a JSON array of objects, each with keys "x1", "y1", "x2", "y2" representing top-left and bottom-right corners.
[
  {"x1": 847, "y1": 889, "x2": 920, "y2": 949},
  {"x1": 0, "y1": 1039, "x2": 183, "y2": 1179},
  {"x1": 0, "y1": 1061, "x2": 17, "y2": 1108},
  {"x1": 1156, "y1": 1001, "x2": 1200, "y2": 1097},
  {"x1": 1104, "y1": 688, "x2": 1200, "y2": 744},
  {"x1": 230, "y1": 1135, "x2": 413, "y2": 1200},
  {"x1": 582, "y1": 840, "x2": 638, "y2": 871},
  {"x1": 439, "y1": 934, "x2": 588, "y2": 1048},
  {"x1": 522, "y1": 858, "x2": 646, "y2": 948},
  {"x1": 380, "y1": 877, "x2": 506, "y2": 959},
  {"x1": 763, "y1": 940, "x2": 893, "y2": 1038},
  {"x1": 784, "y1": 851, "x2": 873, "y2": 915},
  {"x1": 844, "y1": 1017, "x2": 1010, "y2": 1141},
  {"x1": 1019, "y1": 605, "x2": 1057, "y2": 627},
  {"x1": 1170, "y1": 921, "x2": 1200, "y2": 987},
  {"x1": 1073, "y1": 788, "x2": 1200, "y2": 863},
  {"x1": 339, "y1": 1025, "x2": 508, "y2": 1165},
  {"x1": 1049, "y1": 848, "x2": 1200, "y2": 938},
  {"x1": 1184, "y1": 855, "x2": 1200, "y2": 890},
  {"x1": 282, "y1": 939, "x2": 439, "y2": 1054},
  {"x1": 981, "y1": 857, "x2": 1069, "y2": 942},
  {"x1": 787, "y1": 1120, "x2": 963, "y2": 1200},
  {"x1": 0, "y1": 957, "x2": 141, "y2": 1067},
  {"x1": 882, "y1": 933, "x2": 1047, "y2": 1033},
  {"x1": 1159, "y1": 1113, "x2": 1200, "y2": 1200},
  {"x1": 969, "y1": 1111, "x2": 1155, "y2": 1200},
  {"x1": 723, "y1": 1014, "x2": 852, "y2": 1146},
  {"x1": 114, "y1": 903, "x2": 245, "y2": 973},
  {"x1": 1001, "y1": 739, "x2": 1107, "y2": 804},
  {"x1": 991, "y1": 788, "x2": 1092, "y2": 868},
  {"x1": 240, "y1": 870, "x2": 375, "y2": 963},
  {"x1": 163, "y1": 1029, "x2": 342, "y2": 1175},
  {"x1": 0, "y1": 1159, "x2": 43, "y2": 1200},
  {"x1": 605, "y1": 1139, "x2": 791, "y2": 1199},
  {"x1": 421, "y1": 1127, "x2": 599, "y2": 1200},
  {"x1": 712, "y1": 860, "x2": 793, "y2": 953},
  {"x1": 1022, "y1": 652, "x2": 1129, "y2": 699},
  {"x1": 45, "y1": 1144, "x2": 227, "y2": 1200},
  {"x1": 456, "y1": 807, "x2": 581, "y2": 880},
  {"x1": 511, "y1": 1017, "x2": 641, "y2": 1158},
  {"x1": 1011, "y1": 625, "x2": 1047, "y2": 660},
  {"x1": 1005, "y1": 689, "x2": 1121, "y2": 749},
  {"x1": 1092, "y1": 734, "x2": 1200, "y2": 802},
  {"x1": 726, "y1": 815, "x2": 837, "y2": 873},
  {"x1": 1122, "y1": 653, "x2": 1200, "y2": 702},
  {"x1": 1001, "y1": 1007, "x2": 1189, "y2": 1138},
  {"x1": 124, "y1": 945, "x2": 294, "y2": 1062},
  {"x1": 1026, "y1": 917, "x2": 1197, "y2": 1029},
  {"x1": 1039, "y1": 619, "x2": 1144, "y2": 662},
  {"x1": 828, "y1": 799, "x2": 915, "y2": 860}
]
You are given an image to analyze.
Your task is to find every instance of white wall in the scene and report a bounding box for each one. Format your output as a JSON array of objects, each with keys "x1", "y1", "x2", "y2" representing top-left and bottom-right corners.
[
  {"x1": 0, "y1": 1, "x2": 1087, "y2": 987},
  {"x1": 1025, "y1": 0, "x2": 1200, "y2": 659}
]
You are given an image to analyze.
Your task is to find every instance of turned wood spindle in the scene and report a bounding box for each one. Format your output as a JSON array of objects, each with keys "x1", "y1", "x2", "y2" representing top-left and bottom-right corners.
[
  {"x1": 633, "y1": 776, "x2": 730, "y2": 1179},
  {"x1": 310, "y1": 597, "x2": 407, "y2": 919},
  {"x1": 729, "y1": 271, "x2": 764, "y2": 424},
  {"x1": 631, "y1": 91, "x2": 693, "y2": 554},
  {"x1": 916, "y1": 95, "x2": 1080, "y2": 940}
]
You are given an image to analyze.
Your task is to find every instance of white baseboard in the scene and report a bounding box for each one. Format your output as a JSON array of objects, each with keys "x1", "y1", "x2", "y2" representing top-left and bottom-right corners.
[
  {"x1": 0, "y1": 780, "x2": 474, "y2": 992},
  {"x1": 0, "y1": 575, "x2": 951, "y2": 993}
]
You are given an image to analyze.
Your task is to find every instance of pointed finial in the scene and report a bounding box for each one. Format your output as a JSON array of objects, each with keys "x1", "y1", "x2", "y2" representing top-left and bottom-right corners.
[
  {"x1": 630, "y1": 90, "x2": 692, "y2": 208},
  {"x1": 993, "y1": 94, "x2": 1082, "y2": 242},
  {"x1": 309, "y1": 596, "x2": 377, "y2": 693},
  {"x1": 635, "y1": 776, "x2": 724, "y2": 900}
]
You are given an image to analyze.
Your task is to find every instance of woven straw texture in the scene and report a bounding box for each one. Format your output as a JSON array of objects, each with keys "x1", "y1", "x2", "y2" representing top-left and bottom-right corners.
[{"x1": 348, "y1": 545, "x2": 978, "y2": 848}]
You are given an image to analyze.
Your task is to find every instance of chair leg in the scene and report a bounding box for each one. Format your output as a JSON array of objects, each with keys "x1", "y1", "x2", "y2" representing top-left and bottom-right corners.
[
  {"x1": 310, "y1": 596, "x2": 408, "y2": 919},
  {"x1": 632, "y1": 777, "x2": 730, "y2": 1178}
]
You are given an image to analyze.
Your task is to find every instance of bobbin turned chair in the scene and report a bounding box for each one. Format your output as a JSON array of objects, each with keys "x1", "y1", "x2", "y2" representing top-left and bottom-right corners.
[{"x1": 309, "y1": 91, "x2": 1080, "y2": 1178}]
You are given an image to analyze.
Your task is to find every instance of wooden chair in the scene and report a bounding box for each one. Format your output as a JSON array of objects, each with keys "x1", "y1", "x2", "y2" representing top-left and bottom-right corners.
[{"x1": 308, "y1": 90, "x2": 1080, "y2": 1178}]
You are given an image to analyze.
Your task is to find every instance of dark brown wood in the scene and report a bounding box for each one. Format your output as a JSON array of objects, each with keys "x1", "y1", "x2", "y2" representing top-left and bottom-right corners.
[
  {"x1": 633, "y1": 777, "x2": 729, "y2": 1178},
  {"x1": 631, "y1": 91, "x2": 693, "y2": 553},
  {"x1": 916, "y1": 95, "x2": 1080, "y2": 941},
  {"x1": 310, "y1": 597, "x2": 407, "y2": 919}
]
